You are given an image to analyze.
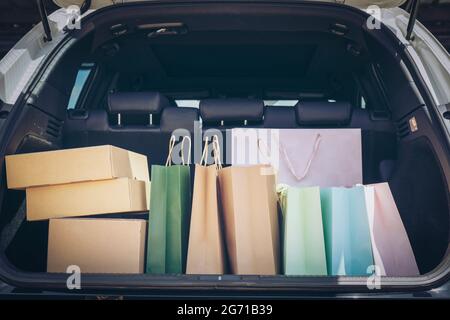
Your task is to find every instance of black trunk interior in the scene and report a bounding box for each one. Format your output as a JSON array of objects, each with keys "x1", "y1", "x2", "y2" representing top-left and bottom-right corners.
[{"x1": 0, "y1": 2, "x2": 448, "y2": 290}]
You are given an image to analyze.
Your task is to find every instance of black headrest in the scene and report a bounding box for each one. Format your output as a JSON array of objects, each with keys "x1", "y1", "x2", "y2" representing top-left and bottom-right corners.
[
  {"x1": 263, "y1": 107, "x2": 297, "y2": 128},
  {"x1": 295, "y1": 101, "x2": 352, "y2": 126},
  {"x1": 200, "y1": 99, "x2": 264, "y2": 123},
  {"x1": 108, "y1": 92, "x2": 170, "y2": 114},
  {"x1": 160, "y1": 107, "x2": 199, "y2": 133}
]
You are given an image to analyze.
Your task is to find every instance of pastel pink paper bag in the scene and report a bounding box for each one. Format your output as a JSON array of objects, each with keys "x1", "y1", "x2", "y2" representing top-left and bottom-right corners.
[
  {"x1": 231, "y1": 128, "x2": 362, "y2": 188},
  {"x1": 364, "y1": 183, "x2": 419, "y2": 276},
  {"x1": 277, "y1": 129, "x2": 362, "y2": 187}
]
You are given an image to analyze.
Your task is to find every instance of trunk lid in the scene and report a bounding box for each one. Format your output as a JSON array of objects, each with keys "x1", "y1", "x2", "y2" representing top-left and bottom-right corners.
[{"x1": 52, "y1": 0, "x2": 407, "y2": 9}]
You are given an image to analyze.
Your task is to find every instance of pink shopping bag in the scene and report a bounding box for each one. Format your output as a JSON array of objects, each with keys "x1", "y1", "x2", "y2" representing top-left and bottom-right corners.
[
  {"x1": 364, "y1": 183, "x2": 419, "y2": 276},
  {"x1": 231, "y1": 128, "x2": 362, "y2": 188}
]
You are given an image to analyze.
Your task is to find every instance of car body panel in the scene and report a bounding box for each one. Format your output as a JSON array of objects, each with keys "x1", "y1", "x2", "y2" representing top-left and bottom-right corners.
[
  {"x1": 52, "y1": 0, "x2": 407, "y2": 9},
  {"x1": 0, "y1": 10, "x2": 72, "y2": 104},
  {"x1": 379, "y1": 7, "x2": 450, "y2": 107}
]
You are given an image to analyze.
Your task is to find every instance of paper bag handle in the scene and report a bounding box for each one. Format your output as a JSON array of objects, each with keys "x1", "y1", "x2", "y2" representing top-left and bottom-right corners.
[
  {"x1": 257, "y1": 138, "x2": 272, "y2": 164},
  {"x1": 200, "y1": 136, "x2": 210, "y2": 166},
  {"x1": 281, "y1": 133, "x2": 322, "y2": 181},
  {"x1": 212, "y1": 135, "x2": 223, "y2": 170},
  {"x1": 181, "y1": 136, "x2": 191, "y2": 165},
  {"x1": 165, "y1": 135, "x2": 191, "y2": 166},
  {"x1": 165, "y1": 135, "x2": 176, "y2": 166},
  {"x1": 200, "y1": 135, "x2": 222, "y2": 170}
]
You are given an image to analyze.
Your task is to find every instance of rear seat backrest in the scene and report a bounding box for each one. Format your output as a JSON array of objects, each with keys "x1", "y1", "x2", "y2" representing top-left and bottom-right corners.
[
  {"x1": 64, "y1": 94, "x2": 395, "y2": 183},
  {"x1": 200, "y1": 98, "x2": 264, "y2": 127},
  {"x1": 64, "y1": 92, "x2": 199, "y2": 169},
  {"x1": 199, "y1": 98, "x2": 265, "y2": 163},
  {"x1": 87, "y1": 109, "x2": 109, "y2": 131},
  {"x1": 160, "y1": 107, "x2": 199, "y2": 133},
  {"x1": 197, "y1": 98, "x2": 396, "y2": 183}
]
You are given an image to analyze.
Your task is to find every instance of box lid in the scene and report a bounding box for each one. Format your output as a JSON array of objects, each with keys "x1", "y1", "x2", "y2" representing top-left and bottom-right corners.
[{"x1": 6, "y1": 145, "x2": 149, "y2": 189}]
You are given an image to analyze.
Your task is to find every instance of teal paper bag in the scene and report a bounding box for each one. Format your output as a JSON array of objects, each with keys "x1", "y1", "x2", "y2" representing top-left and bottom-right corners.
[
  {"x1": 146, "y1": 136, "x2": 192, "y2": 274},
  {"x1": 320, "y1": 186, "x2": 374, "y2": 276},
  {"x1": 278, "y1": 185, "x2": 327, "y2": 275}
]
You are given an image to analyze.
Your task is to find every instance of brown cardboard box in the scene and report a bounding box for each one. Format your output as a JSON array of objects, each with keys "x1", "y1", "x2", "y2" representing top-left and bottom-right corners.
[
  {"x1": 26, "y1": 178, "x2": 148, "y2": 221},
  {"x1": 47, "y1": 218, "x2": 147, "y2": 274},
  {"x1": 5, "y1": 145, "x2": 149, "y2": 189}
]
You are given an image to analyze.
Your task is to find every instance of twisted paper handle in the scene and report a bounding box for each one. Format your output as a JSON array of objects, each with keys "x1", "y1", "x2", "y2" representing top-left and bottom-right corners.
[
  {"x1": 181, "y1": 136, "x2": 191, "y2": 165},
  {"x1": 165, "y1": 135, "x2": 176, "y2": 166},
  {"x1": 200, "y1": 135, "x2": 222, "y2": 170},
  {"x1": 200, "y1": 136, "x2": 209, "y2": 166},
  {"x1": 280, "y1": 133, "x2": 322, "y2": 181},
  {"x1": 212, "y1": 135, "x2": 223, "y2": 170},
  {"x1": 165, "y1": 135, "x2": 191, "y2": 166}
]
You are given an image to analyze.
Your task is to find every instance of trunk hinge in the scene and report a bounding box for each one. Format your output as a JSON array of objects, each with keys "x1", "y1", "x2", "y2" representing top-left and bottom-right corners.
[
  {"x1": 36, "y1": 0, "x2": 52, "y2": 42},
  {"x1": 80, "y1": 0, "x2": 92, "y2": 14},
  {"x1": 37, "y1": 0, "x2": 91, "y2": 37},
  {"x1": 406, "y1": 0, "x2": 421, "y2": 41}
]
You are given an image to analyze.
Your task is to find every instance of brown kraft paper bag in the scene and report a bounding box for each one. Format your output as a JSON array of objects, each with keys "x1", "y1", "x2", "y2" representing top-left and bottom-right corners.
[
  {"x1": 218, "y1": 164, "x2": 280, "y2": 275},
  {"x1": 186, "y1": 136, "x2": 226, "y2": 274}
]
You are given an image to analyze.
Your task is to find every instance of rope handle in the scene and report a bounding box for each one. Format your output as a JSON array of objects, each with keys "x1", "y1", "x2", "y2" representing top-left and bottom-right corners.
[
  {"x1": 165, "y1": 135, "x2": 176, "y2": 166},
  {"x1": 212, "y1": 135, "x2": 223, "y2": 170},
  {"x1": 200, "y1": 136, "x2": 209, "y2": 166},
  {"x1": 280, "y1": 133, "x2": 322, "y2": 181},
  {"x1": 257, "y1": 138, "x2": 272, "y2": 164},
  {"x1": 199, "y1": 135, "x2": 222, "y2": 170},
  {"x1": 165, "y1": 135, "x2": 192, "y2": 166},
  {"x1": 180, "y1": 136, "x2": 191, "y2": 165}
]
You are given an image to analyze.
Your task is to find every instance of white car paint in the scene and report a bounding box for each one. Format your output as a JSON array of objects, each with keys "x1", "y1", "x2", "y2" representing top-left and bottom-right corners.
[
  {"x1": 0, "y1": 9, "x2": 92, "y2": 105},
  {"x1": 378, "y1": 7, "x2": 450, "y2": 106}
]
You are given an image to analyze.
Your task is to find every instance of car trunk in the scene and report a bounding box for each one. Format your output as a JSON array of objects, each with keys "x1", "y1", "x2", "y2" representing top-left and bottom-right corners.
[{"x1": 0, "y1": 1, "x2": 448, "y2": 294}]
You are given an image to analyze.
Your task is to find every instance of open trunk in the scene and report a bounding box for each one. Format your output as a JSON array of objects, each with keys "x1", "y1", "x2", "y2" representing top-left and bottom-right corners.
[{"x1": 0, "y1": 1, "x2": 448, "y2": 294}]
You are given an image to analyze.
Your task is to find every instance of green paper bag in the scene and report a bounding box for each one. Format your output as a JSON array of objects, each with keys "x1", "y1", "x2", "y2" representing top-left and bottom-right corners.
[
  {"x1": 146, "y1": 136, "x2": 192, "y2": 274},
  {"x1": 277, "y1": 185, "x2": 327, "y2": 275}
]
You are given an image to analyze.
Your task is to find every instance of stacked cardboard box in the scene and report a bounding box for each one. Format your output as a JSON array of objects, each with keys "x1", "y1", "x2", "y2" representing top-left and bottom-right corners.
[{"x1": 5, "y1": 145, "x2": 150, "y2": 274}]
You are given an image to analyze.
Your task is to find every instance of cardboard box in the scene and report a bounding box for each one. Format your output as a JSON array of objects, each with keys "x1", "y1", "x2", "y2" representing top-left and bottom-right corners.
[
  {"x1": 47, "y1": 218, "x2": 147, "y2": 274},
  {"x1": 5, "y1": 145, "x2": 149, "y2": 189},
  {"x1": 26, "y1": 178, "x2": 148, "y2": 221}
]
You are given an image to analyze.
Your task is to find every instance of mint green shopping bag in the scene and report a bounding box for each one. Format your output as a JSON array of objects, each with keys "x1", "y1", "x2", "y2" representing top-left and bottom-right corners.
[
  {"x1": 320, "y1": 186, "x2": 374, "y2": 276},
  {"x1": 277, "y1": 185, "x2": 327, "y2": 275},
  {"x1": 146, "y1": 136, "x2": 192, "y2": 274}
]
